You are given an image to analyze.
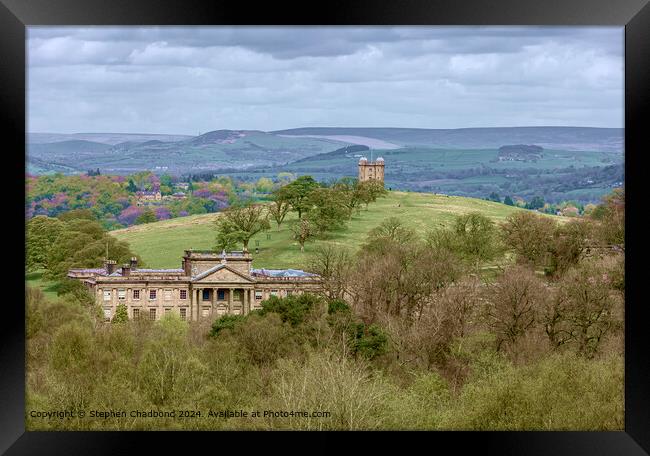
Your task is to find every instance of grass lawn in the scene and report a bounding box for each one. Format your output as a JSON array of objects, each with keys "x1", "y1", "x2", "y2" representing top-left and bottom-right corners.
[
  {"x1": 25, "y1": 270, "x2": 60, "y2": 301},
  {"x1": 112, "y1": 191, "x2": 563, "y2": 270}
]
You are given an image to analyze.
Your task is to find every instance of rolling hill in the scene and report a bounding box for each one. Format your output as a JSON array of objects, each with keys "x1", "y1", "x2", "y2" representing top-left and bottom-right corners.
[
  {"x1": 111, "y1": 190, "x2": 559, "y2": 270},
  {"x1": 27, "y1": 132, "x2": 192, "y2": 145},
  {"x1": 271, "y1": 126, "x2": 624, "y2": 152},
  {"x1": 27, "y1": 129, "x2": 351, "y2": 175},
  {"x1": 27, "y1": 126, "x2": 624, "y2": 203}
]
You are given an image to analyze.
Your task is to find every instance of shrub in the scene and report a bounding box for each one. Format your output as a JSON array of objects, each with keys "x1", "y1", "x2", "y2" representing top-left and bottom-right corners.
[
  {"x1": 209, "y1": 314, "x2": 247, "y2": 337},
  {"x1": 438, "y1": 352, "x2": 623, "y2": 430},
  {"x1": 231, "y1": 313, "x2": 292, "y2": 366},
  {"x1": 350, "y1": 323, "x2": 388, "y2": 360},
  {"x1": 111, "y1": 304, "x2": 129, "y2": 324},
  {"x1": 259, "y1": 293, "x2": 322, "y2": 327},
  {"x1": 260, "y1": 350, "x2": 392, "y2": 430},
  {"x1": 327, "y1": 298, "x2": 350, "y2": 315}
]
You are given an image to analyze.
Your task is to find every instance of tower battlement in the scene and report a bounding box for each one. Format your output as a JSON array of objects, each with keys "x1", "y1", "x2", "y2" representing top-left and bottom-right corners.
[{"x1": 358, "y1": 156, "x2": 385, "y2": 185}]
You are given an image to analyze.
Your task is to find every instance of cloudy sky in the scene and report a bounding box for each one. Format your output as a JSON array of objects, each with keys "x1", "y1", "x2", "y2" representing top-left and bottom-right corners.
[{"x1": 27, "y1": 26, "x2": 624, "y2": 134}]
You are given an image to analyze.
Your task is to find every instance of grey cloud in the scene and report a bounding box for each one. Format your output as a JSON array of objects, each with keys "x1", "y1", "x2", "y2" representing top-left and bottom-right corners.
[{"x1": 27, "y1": 26, "x2": 623, "y2": 134}]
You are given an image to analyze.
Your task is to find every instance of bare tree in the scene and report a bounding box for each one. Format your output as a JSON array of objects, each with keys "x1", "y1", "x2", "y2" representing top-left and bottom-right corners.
[
  {"x1": 483, "y1": 265, "x2": 547, "y2": 353},
  {"x1": 291, "y1": 218, "x2": 318, "y2": 253},
  {"x1": 350, "y1": 236, "x2": 463, "y2": 324},
  {"x1": 268, "y1": 194, "x2": 290, "y2": 231},
  {"x1": 307, "y1": 244, "x2": 354, "y2": 300},
  {"x1": 543, "y1": 260, "x2": 620, "y2": 357},
  {"x1": 501, "y1": 211, "x2": 556, "y2": 265}
]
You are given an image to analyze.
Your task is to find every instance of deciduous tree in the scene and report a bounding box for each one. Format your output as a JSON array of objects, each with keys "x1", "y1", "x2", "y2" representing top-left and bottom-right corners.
[
  {"x1": 483, "y1": 265, "x2": 547, "y2": 353},
  {"x1": 214, "y1": 203, "x2": 270, "y2": 252},
  {"x1": 268, "y1": 192, "x2": 291, "y2": 231},
  {"x1": 280, "y1": 175, "x2": 319, "y2": 219},
  {"x1": 291, "y1": 218, "x2": 317, "y2": 253}
]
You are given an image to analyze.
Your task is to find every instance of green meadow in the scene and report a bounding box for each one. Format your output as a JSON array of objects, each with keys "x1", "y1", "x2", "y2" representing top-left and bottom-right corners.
[
  {"x1": 112, "y1": 191, "x2": 555, "y2": 270},
  {"x1": 25, "y1": 270, "x2": 61, "y2": 301}
]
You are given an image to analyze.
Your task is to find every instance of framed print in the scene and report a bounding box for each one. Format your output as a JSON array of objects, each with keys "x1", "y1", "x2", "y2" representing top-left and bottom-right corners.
[{"x1": 2, "y1": 0, "x2": 649, "y2": 453}]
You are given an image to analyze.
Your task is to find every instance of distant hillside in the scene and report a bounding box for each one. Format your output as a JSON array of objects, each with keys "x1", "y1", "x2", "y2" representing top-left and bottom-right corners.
[
  {"x1": 497, "y1": 145, "x2": 545, "y2": 161},
  {"x1": 272, "y1": 127, "x2": 623, "y2": 153},
  {"x1": 187, "y1": 129, "x2": 247, "y2": 146},
  {"x1": 28, "y1": 140, "x2": 112, "y2": 155},
  {"x1": 26, "y1": 126, "x2": 624, "y2": 204},
  {"x1": 27, "y1": 129, "x2": 351, "y2": 175},
  {"x1": 28, "y1": 132, "x2": 192, "y2": 145},
  {"x1": 292, "y1": 144, "x2": 370, "y2": 163}
]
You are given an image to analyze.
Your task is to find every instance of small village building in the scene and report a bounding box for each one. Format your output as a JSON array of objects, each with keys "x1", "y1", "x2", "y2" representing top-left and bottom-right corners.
[
  {"x1": 67, "y1": 250, "x2": 321, "y2": 321},
  {"x1": 135, "y1": 190, "x2": 162, "y2": 206}
]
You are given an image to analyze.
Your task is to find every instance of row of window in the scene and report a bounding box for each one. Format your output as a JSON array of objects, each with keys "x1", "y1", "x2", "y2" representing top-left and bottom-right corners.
[
  {"x1": 103, "y1": 289, "x2": 188, "y2": 301},
  {"x1": 104, "y1": 301, "x2": 270, "y2": 322},
  {"x1": 124, "y1": 307, "x2": 188, "y2": 321},
  {"x1": 102, "y1": 288, "x2": 295, "y2": 302}
]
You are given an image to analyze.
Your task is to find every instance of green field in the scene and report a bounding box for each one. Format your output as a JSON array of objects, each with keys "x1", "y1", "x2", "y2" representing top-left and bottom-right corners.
[
  {"x1": 112, "y1": 191, "x2": 559, "y2": 270},
  {"x1": 25, "y1": 270, "x2": 60, "y2": 301}
]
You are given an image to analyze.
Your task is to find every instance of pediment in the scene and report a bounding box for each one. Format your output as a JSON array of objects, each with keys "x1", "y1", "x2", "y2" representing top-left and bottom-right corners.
[{"x1": 192, "y1": 264, "x2": 255, "y2": 283}]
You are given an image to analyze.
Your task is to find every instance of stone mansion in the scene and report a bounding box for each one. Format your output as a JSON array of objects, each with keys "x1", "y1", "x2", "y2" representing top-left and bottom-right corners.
[{"x1": 67, "y1": 250, "x2": 321, "y2": 321}]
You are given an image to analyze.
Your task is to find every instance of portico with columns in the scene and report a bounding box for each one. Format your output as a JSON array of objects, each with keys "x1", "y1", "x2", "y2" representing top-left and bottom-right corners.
[
  {"x1": 69, "y1": 249, "x2": 321, "y2": 322},
  {"x1": 190, "y1": 285, "x2": 257, "y2": 319}
]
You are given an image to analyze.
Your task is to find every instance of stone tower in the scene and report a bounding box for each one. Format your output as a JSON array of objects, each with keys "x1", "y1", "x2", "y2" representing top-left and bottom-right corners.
[{"x1": 358, "y1": 156, "x2": 385, "y2": 185}]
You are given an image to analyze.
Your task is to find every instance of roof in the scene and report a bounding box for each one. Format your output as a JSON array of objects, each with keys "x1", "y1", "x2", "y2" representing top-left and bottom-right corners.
[
  {"x1": 133, "y1": 268, "x2": 184, "y2": 273},
  {"x1": 251, "y1": 268, "x2": 318, "y2": 278},
  {"x1": 192, "y1": 263, "x2": 254, "y2": 282},
  {"x1": 68, "y1": 267, "x2": 185, "y2": 277},
  {"x1": 69, "y1": 268, "x2": 106, "y2": 274}
]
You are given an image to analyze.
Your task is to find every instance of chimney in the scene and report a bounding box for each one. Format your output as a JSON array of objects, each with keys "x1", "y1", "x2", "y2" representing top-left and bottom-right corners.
[
  {"x1": 122, "y1": 264, "x2": 131, "y2": 276},
  {"x1": 104, "y1": 259, "x2": 117, "y2": 275},
  {"x1": 130, "y1": 257, "x2": 138, "y2": 270}
]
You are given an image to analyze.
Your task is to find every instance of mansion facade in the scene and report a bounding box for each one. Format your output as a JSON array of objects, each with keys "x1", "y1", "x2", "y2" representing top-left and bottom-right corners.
[{"x1": 67, "y1": 250, "x2": 321, "y2": 321}]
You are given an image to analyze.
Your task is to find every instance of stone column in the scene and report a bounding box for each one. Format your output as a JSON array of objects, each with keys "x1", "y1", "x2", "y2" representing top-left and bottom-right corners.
[
  {"x1": 241, "y1": 288, "x2": 248, "y2": 315},
  {"x1": 195, "y1": 288, "x2": 201, "y2": 320},
  {"x1": 212, "y1": 287, "x2": 216, "y2": 317},
  {"x1": 228, "y1": 287, "x2": 233, "y2": 314},
  {"x1": 190, "y1": 288, "x2": 196, "y2": 321}
]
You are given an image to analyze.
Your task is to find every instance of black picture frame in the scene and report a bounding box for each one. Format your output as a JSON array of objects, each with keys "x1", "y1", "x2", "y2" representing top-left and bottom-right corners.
[{"x1": 2, "y1": 0, "x2": 648, "y2": 453}]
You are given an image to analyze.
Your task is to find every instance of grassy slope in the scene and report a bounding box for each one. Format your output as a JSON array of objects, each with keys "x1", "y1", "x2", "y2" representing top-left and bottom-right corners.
[
  {"x1": 26, "y1": 270, "x2": 60, "y2": 301},
  {"x1": 112, "y1": 191, "x2": 559, "y2": 270}
]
